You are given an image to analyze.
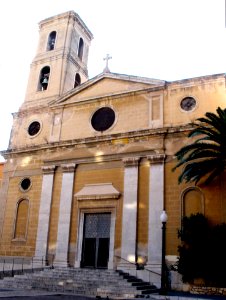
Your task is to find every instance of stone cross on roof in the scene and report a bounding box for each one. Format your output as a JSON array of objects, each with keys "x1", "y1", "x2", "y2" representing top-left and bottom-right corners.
[{"x1": 103, "y1": 54, "x2": 112, "y2": 73}]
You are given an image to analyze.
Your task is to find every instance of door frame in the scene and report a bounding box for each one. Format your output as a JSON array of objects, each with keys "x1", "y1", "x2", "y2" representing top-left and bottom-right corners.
[{"x1": 74, "y1": 208, "x2": 116, "y2": 269}]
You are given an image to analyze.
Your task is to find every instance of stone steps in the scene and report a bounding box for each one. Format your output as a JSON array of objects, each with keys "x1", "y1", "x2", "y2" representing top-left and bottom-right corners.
[{"x1": 0, "y1": 268, "x2": 158, "y2": 298}]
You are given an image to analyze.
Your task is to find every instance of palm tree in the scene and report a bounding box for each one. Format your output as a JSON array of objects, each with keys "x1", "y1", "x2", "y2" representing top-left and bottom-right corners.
[{"x1": 172, "y1": 107, "x2": 226, "y2": 185}]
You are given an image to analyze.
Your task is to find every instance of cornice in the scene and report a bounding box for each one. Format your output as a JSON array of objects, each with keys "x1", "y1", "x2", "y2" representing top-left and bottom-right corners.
[
  {"x1": 76, "y1": 194, "x2": 119, "y2": 200},
  {"x1": 51, "y1": 84, "x2": 165, "y2": 108},
  {"x1": 42, "y1": 165, "x2": 56, "y2": 174},
  {"x1": 167, "y1": 73, "x2": 225, "y2": 89},
  {"x1": 61, "y1": 163, "x2": 76, "y2": 172},
  {"x1": 13, "y1": 105, "x2": 52, "y2": 118},
  {"x1": 147, "y1": 154, "x2": 166, "y2": 164},
  {"x1": 1, "y1": 124, "x2": 194, "y2": 158},
  {"x1": 122, "y1": 157, "x2": 140, "y2": 167},
  {"x1": 39, "y1": 11, "x2": 93, "y2": 41}
]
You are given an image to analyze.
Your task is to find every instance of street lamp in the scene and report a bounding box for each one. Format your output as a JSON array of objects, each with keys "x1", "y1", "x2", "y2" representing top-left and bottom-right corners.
[{"x1": 159, "y1": 210, "x2": 168, "y2": 295}]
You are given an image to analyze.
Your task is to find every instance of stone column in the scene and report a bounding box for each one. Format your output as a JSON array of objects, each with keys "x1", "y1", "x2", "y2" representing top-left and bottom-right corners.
[
  {"x1": 146, "y1": 154, "x2": 165, "y2": 272},
  {"x1": 34, "y1": 165, "x2": 55, "y2": 265},
  {"x1": 54, "y1": 163, "x2": 76, "y2": 267},
  {"x1": 119, "y1": 157, "x2": 140, "y2": 268}
]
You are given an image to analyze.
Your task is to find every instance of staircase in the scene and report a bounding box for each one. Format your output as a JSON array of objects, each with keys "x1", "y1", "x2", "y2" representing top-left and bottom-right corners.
[
  {"x1": 117, "y1": 270, "x2": 158, "y2": 296},
  {"x1": 0, "y1": 268, "x2": 158, "y2": 299}
]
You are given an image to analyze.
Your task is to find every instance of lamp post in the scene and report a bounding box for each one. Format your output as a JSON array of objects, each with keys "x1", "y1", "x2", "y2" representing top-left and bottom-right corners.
[{"x1": 159, "y1": 210, "x2": 168, "y2": 295}]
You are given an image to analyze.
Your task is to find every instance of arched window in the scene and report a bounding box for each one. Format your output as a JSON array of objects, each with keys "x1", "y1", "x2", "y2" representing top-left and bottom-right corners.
[
  {"x1": 47, "y1": 31, "x2": 56, "y2": 51},
  {"x1": 38, "y1": 66, "x2": 50, "y2": 91},
  {"x1": 13, "y1": 199, "x2": 29, "y2": 240},
  {"x1": 182, "y1": 187, "x2": 204, "y2": 218},
  {"x1": 74, "y1": 73, "x2": 81, "y2": 88},
  {"x1": 78, "y1": 38, "x2": 84, "y2": 60}
]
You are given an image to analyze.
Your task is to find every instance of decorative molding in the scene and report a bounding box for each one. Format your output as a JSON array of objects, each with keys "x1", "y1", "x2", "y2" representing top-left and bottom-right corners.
[
  {"x1": 122, "y1": 157, "x2": 140, "y2": 167},
  {"x1": 75, "y1": 183, "x2": 120, "y2": 201},
  {"x1": 61, "y1": 163, "x2": 76, "y2": 173},
  {"x1": 2, "y1": 125, "x2": 195, "y2": 158},
  {"x1": 147, "y1": 154, "x2": 165, "y2": 164},
  {"x1": 42, "y1": 165, "x2": 56, "y2": 174},
  {"x1": 76, "y1": 194, "x2": 119, "y2": 201}
]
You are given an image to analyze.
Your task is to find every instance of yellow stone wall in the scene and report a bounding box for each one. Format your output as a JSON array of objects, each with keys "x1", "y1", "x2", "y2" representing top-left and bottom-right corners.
[
  {"x1": 1, "y1": 67, "x2": 226, "y2": 265},
  {"x1": 164, "y1": 76, "x2": 226, "y2": 127},
  {"x1": 0, "y1": 173, "x2": 42, "y2": 256}
]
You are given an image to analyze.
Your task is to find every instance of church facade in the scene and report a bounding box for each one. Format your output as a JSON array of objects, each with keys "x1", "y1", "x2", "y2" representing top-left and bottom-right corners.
[{"x1": 0, "y1": 11, "x2": 226, "y2": 287}]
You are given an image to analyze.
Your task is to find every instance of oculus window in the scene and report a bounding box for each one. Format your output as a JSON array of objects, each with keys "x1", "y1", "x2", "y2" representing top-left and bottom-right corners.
[
  {"x1": 20, "y1": 178, "x2": 31, "y2": 192},
  {"x1": 91, "y1": 107, "x2": 115, "y2": 132},
  {"x1": 28, "y1": 121, "x2": 41, "y2": 136},
  {"x1": 180, "y1": 97, "x2": 196, "y2": 111}
]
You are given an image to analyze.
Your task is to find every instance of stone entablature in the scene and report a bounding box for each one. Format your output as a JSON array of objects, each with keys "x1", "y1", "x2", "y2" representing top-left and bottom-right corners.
[{"x1": 1, "y1": 124, "x2": 194, "y2": 157}]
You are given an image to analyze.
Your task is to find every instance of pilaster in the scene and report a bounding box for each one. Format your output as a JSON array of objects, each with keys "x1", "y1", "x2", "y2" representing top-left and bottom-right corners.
[
  {"x1": 34, "y1": 165, "x2": 56, "y2": 266},
  {"x1": 54, "y1": 163, "x2": 76, "y2": 267},
  {"x1": 146, "y1": 154, "x2": 165, "y2": 275},
  {"x1": 119, "y1": 157, "x2": 140, "y2": 269}
]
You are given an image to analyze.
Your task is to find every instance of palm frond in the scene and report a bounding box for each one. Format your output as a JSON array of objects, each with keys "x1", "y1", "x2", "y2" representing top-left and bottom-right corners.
[
  {"x1": 173, "y1": 106, "x2": 226, "y2": 185},
  {"x1": 178, "y1": 158, "x2": 223, "y2": 185}
]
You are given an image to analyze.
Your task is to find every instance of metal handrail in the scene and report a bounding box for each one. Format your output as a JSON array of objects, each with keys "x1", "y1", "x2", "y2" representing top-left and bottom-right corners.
[
  {"x1": 0, "y1": 255, "x2": 49, "y2": 279},
  {"x1": 115, "y1": 255, "x2": 161, "y2": 284},
  {"x1": 115, "y1": 255, "x2": 160, "y2": 276}
]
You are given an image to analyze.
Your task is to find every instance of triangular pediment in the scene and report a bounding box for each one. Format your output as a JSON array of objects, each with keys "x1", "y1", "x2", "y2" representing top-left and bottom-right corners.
[{"x1": 51, "y1": 72, "x2": 165, "y2": 107}]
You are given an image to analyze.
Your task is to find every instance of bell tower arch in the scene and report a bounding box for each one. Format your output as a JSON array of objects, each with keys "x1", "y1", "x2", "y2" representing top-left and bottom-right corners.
[{"x1": 22, "y1": 11, "x2": 93, "y2": 109}]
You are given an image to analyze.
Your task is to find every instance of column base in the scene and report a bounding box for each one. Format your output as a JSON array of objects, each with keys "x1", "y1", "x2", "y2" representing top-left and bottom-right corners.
[
  {"x1": 53, "y1": 260, "x2": 69, "y2": 268},
  {"x1": 32, "y1": 256, "x2": 47, "y2": 270},
  {"x1": 74, "y1": 260, "x2": 80, "y2": 268}
]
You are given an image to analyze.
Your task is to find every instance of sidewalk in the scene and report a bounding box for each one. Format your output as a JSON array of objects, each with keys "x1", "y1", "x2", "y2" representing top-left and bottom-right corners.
[
  {"x1": 0, "y1": 289, "x2": 95, "y2": 299},
  {"x1": 148, "y1": 291, "x2": 226, "y2": 300},
  {"x1": 0, "y1": 289, "x2": 225, "y2": 300}
]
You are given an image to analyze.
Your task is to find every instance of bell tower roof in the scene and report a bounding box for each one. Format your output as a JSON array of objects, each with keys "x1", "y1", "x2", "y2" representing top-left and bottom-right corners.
[
  {"x1": 21, "y1": 10, "x2": 93, "y2": 110},
  {"x1": 38, "y1": 11, "x2": 93, "y2": 41}
]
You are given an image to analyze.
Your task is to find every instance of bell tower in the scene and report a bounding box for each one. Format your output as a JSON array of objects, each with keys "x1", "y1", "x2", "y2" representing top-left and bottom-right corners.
[{"x1": 22, "y1": 11, "x2": 93, "y2": 109}]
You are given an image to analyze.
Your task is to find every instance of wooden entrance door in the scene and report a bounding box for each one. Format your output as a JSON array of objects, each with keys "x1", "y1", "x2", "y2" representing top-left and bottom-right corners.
[{"x1": 81, "y1": 213, "x2": 111, "y2": 268}]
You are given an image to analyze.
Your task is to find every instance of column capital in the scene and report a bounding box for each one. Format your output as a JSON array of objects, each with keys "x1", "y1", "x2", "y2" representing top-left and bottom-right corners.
[
  {"x1": 122, "y1": 157, "x2": 140, "y2": 167},
  {"x1": 42, "y1": 165, "x2": 56, "y2": 174},
  {"x1": 61, "y1": 163, "x2": 76, "y2": 173},
  {"x1": 147, "y1": 154, "x2": 165, "y2": 164}
]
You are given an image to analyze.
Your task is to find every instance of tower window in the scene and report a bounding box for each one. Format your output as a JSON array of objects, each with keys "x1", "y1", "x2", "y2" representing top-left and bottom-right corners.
[
  {"x1": 78, "y1": 38, "x2": 84, "y2": 60},
  {"x1": 47, "y1": 31, "x2": 56, "y2": 51},
  {"x1": 74, "y1": 73, "x2": 81, "y2": 88},
  {"x1": 38, "y1": 66, "x2": 50, "y2": 91}
]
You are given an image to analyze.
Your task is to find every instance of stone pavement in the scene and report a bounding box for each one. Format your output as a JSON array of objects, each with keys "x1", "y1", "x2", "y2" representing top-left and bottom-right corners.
[
  {"x1": 0, "y1": 289, "x2": 95, "y2": 299},
  {"x1": 0, "y1": 289, "x2": 225, "y2": 300}
]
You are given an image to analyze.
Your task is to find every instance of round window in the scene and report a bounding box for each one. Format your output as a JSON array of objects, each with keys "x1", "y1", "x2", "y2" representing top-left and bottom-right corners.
[
  {"x1": 91, "y1": 107, "x2": 115, "y2": 132},
  {"x1": 180, "y1": 97, "x2": 196, "y2": 111},
  {"x1": 20, "y1": 178, "x2": 31, "y2": 191},
  {"x1": 28, "y1": 121, "x2": 41, "y2": 136}
]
